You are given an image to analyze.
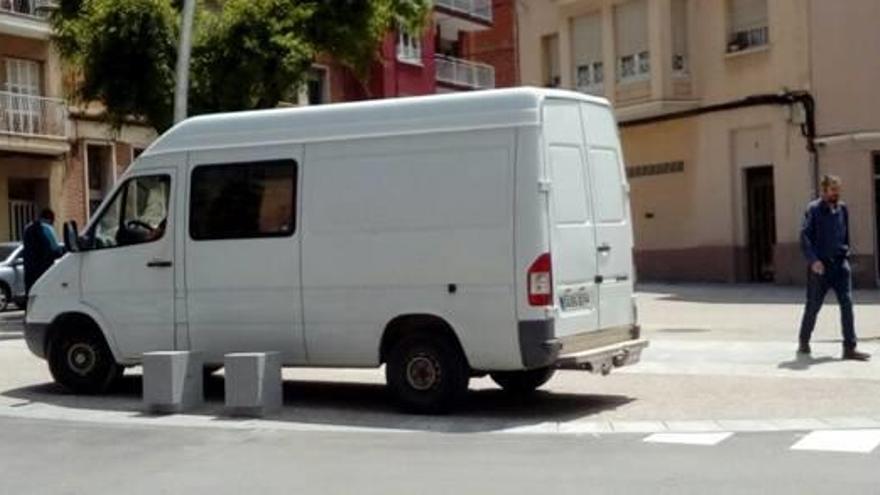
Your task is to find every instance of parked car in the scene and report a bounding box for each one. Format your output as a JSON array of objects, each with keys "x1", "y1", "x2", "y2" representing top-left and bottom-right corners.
[
  {"x1": 25, "y1": 88, "x2": 646, "y2": 413},
  {"x1": 0, "y1": 242, "x2": 25, "y2": 312}
]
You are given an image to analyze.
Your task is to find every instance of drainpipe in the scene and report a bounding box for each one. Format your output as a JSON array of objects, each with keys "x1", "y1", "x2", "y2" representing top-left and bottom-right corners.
[{"x1": 619, "y1": 91, "x2": 819, "y2": 190}]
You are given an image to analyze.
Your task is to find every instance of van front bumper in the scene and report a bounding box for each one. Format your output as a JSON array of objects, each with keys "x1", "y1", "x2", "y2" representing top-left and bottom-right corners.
[{"x1": 24, "y1": 322, "x2": 49, "y2": 359}]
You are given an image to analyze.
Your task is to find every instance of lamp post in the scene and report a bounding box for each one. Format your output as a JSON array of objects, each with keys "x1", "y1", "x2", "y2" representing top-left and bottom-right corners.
[{"x1": 173, "y1": 0, "x2": 196, "y2": 124}]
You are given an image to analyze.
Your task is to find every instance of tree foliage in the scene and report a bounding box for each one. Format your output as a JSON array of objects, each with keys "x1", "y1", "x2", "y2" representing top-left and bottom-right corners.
[{"x1": 53, "y1": 0, "x2": 430, "y2": 131}]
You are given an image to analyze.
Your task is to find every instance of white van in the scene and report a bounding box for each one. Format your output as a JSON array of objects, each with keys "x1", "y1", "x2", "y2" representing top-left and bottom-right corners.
[{"x1": 25, "y1": 88, "x2": 647, "y2": 413}]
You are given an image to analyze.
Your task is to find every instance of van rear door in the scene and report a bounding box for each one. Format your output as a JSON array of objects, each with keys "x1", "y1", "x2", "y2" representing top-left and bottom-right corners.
[
  {"x1": 580, "y1": 102, "x2": 635, "y2": 329},
  {"x1": 542, "y1": 100, "x2": 600, "y2": 337}
]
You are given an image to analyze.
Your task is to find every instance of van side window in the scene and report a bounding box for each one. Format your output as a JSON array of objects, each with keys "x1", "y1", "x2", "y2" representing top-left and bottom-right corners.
[
  {"x1": 190, "y1": 160, "x2": 297, "y2": 240},
  {"x1": 90, "y1": 175, "x2": 171, "y2": 249}
]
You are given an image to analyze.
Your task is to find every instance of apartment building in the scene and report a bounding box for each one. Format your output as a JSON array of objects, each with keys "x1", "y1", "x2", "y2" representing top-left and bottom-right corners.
[
  {"x1": 306, "y1": 0, "x2": 507, "y2": 105},
  {"x1": 519, "y1": 0, "x2": 880, "y2": 287},
  {"x1": 1, "y1": 0, "x2": 155, "y2": 241}
]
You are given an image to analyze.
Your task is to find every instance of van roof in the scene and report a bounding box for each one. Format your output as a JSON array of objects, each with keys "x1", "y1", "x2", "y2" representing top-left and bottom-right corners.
[{"x1": 144, "y1": 87, "x2": 608, "y2": 156}]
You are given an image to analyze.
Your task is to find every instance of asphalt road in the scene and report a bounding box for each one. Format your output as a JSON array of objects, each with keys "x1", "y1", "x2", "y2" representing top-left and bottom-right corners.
[
  {"x1": 0, "y1": 416, "x2": 877, "y2": 495},
  {"x1": 0, "y1": 284, "x2": 878, "y2": 493}
]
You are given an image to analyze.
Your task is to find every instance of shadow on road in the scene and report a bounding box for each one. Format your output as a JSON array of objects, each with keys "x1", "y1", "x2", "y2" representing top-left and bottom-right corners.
[
  {"x1": 1, "y1": 373, "x2": 635, "y2": 433},
  {"x1": 777, "y1": 353, "x2": 838, "y2": 371}
]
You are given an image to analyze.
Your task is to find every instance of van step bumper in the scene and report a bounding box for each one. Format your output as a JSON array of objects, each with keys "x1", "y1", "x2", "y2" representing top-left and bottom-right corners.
[{"x1": 554, "y1": 338, "x2": 648, "y2": 374}]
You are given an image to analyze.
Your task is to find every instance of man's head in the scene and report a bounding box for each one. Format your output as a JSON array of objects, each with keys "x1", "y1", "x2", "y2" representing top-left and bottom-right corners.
[
  {"x1": 38, "y1": 208, "x2": 55, "y2": 225},
  {"x1": 820, "y1": 175, "x2": 842, "y2": 205}
]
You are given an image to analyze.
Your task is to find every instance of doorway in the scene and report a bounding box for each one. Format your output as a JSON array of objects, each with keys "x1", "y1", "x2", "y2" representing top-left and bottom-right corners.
[
  {"x1": 873, "y1": 153, "x2": 880, "y2": 281},
  {"x1": 745, "y1": 166, "x2": 776, "y2": 282}
]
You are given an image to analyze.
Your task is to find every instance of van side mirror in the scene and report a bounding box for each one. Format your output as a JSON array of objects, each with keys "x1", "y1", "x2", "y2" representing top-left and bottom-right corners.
[{"x1": 63, "y1": 221, "x2": 80, "y2": 253}]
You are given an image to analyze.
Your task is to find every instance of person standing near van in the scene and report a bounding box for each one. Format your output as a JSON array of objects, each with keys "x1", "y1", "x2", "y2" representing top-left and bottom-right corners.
[
  {"x1": 23, "y1": 208, "x2": 63, "y2": 297},
  {"x1": 798, "y1": 175, "x2": 870, "y2": 361}
]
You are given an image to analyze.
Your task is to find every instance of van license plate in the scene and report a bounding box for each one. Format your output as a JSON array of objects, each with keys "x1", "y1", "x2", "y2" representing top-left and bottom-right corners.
[{"x1": 560, "y1": 292, "x2": 590, "y2": 311}]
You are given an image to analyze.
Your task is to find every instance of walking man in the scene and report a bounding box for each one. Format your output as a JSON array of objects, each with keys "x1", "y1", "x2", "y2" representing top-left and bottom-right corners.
[
  {"x1": 798, "y1": 175, "x2": 870, "y2": 361},
  {"x1": 23, "y1": 208, "x2": 64, "y2": 297}
]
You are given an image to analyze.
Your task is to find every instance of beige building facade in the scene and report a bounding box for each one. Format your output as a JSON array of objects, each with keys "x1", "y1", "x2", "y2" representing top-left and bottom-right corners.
[
  {"x1": 518, "y1": 0, "x2": 880, "y2": 287},
  {"x1": 1, "y1": 2, "x2": 155, "y2": 245}
]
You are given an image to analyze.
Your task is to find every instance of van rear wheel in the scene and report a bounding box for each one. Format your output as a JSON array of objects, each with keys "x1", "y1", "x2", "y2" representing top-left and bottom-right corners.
[
  {"x1": 490, "y1": 367, "x2": 556, "y2": 395},
  {"x1": 386, "y1": 333, "x2": 469, "y2": 414},
  {"x1": 47, "y1": 326, "x2": 122, "y2": 394}
]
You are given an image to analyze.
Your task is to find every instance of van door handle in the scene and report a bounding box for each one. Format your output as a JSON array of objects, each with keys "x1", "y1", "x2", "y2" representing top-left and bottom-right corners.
[
  {"x1": 597, "y1": 244, "x2": 611, "y2": 253},
  {"x1": 146, "y1": 260, "x2": 173, "y2": 268}
]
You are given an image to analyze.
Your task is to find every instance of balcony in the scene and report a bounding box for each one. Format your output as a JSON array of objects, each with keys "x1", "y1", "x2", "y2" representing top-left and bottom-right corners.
[
  {"x1": 0, "y1": 0, "x2": 52, "y2": 39},
  {"x1": 433, "y1": 0, "x2": 492, "y2": 38},
  {"x1": 435, "y1": 55, "x2": 495, "y2": 91},
  {"x1": 0, "y1": 91, "x2": 70, "y2": 155}
]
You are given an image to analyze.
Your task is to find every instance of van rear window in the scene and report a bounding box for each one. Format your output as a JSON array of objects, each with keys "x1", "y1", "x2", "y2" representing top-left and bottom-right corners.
[{"x1": 190, "y1": 160, "x2": 297, "y2": 240}]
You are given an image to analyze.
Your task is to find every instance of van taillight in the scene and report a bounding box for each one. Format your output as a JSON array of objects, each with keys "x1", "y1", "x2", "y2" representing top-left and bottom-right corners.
[{"x1": 528, "y1": 253, "x2": 553, "y2": 306}]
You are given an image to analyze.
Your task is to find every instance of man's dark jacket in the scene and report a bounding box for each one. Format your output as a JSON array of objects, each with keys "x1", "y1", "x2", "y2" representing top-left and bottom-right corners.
[
  {"x1": 23, "y1": 220, "x2": 61, "y2": 293},
  {"x1": 800, "y1": 199, "x2": 850, "y2": 265}
]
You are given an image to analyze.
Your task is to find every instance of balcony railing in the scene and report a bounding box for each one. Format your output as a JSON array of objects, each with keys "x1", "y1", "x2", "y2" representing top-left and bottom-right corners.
[
  {"x1": 435, "y1": 55, "x2": 495, "y2": 90},
  {"x1": 0, "y1": 0, "x2": 51, "y2": 18},
  {"x1": 434, "y1": 0, "x2": 492, "y2": 22},
  {"x1": 0, "y1": 91, "x2": 68, "y2": 138}
]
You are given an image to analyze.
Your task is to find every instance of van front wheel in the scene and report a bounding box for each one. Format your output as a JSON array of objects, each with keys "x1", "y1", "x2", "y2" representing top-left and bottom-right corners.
[
  {"x1": 386, "y1": 333, "x2": 469, "y2": 414},
  {"x1": 47, "y1": 327, "x2": 122, "y2": 394},
  {"x1": 490, "y1": 367, "x2": 556, "y2": 395}
]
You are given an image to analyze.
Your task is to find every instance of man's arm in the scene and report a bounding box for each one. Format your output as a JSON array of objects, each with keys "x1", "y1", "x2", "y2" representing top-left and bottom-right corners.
[
  {"x1": 800, "y1": 206, "x2": 819, "y2": 264},
  {"x1": 41, "y1": 223, "x2": 63, "y2": 256}
]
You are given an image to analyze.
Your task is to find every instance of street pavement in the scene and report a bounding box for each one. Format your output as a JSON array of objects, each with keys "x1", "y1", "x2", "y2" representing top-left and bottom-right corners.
[{"x1": 0, "y1": 284, "x2": 878, "y2": 492}]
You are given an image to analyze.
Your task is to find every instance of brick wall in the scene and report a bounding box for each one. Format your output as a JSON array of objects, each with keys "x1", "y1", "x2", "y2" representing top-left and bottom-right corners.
[{"x1": 462, "y1": 0, "x2": 518, "y2": 88}]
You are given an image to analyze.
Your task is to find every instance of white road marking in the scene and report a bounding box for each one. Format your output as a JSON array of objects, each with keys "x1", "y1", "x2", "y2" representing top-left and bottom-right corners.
[
  {"x1": 643, "y1": 432, "x2": 733, "y2": 446},
  {"x1": 790, "y1": 429, "x2": 880, "y2": 454}
]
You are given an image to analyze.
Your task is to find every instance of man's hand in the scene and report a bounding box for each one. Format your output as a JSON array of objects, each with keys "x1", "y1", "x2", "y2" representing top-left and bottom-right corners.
[{"x1": 811, "y1": 260, "x2": 825, "y2": 275}]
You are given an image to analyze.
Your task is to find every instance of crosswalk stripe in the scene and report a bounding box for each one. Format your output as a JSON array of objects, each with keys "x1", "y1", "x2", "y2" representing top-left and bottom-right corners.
[
  {"x1": 643, "y1": 432, "x2": 733, "y2": 446},
  {"x1": 790, "y1": 429, "x2": 880, "y2": 454}
]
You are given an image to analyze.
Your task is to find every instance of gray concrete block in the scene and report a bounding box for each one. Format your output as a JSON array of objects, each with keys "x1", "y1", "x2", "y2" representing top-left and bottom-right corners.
[
  {"x1": 143, "y1": 351, "x2": 204, "y2": 414},
  {"x1": 224, "y1": 352, "x2": 283, "y2": 417}
]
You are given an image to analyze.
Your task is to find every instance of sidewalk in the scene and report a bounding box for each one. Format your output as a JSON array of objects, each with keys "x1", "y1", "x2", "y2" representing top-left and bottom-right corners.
[{"x1": 638, "y1": 283, "x2": 880, "y2": 343}]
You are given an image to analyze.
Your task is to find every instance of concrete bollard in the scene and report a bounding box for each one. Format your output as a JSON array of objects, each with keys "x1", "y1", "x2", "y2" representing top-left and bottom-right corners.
[
  {"x1": 224, "y1": 352, "x2": 283, "y2": 417},
  {"x1": 143, "y1": 351, "x2": 204, "y2": 414}
]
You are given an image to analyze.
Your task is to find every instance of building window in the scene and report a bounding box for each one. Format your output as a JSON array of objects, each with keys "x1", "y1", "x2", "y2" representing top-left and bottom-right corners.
[
  {"x1": 396, "y1": 31, "x2": 422, "y2": 65},
  {"x1": 571, "y1": 14, "x2": 603, "y2": 95},
  {"x1": 86, "y1": 143, "x2": 115, "y2": 216},
  {"x1": 307, "y1": 66, "x2": 329, "y2": 105},
  {"x1": 190, "y1": 160, "x2": 297, "y2": 241},
  {"x1": 3, "y1": 57, "x2": 42, "y2": 134},
  {"x1": 727, "y1": 0, "x2": 769, "y2": 53},
  {"x1": 541, "y1": 34, "x2": 561, "y2": 88},
  {"x1": 614, "y1": 0, "x2": 650, "y2": 82},
  {"x1": 671, "y1": 0, "x2": 689, "y2": 74}
]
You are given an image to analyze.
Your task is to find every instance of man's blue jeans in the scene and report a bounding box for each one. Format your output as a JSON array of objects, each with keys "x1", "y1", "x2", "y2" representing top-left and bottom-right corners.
[{"x1": 798, "y1": 259, "x2": 857, "y2": 349}]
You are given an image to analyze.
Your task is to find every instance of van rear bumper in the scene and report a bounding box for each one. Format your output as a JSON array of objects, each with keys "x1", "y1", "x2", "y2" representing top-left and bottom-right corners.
[
  {"x1": 554, "y1": 338, "x2": 648, "y2": 374},
  {"x1": 518, "y1": 321, "x2": 645, "y2": 371}
]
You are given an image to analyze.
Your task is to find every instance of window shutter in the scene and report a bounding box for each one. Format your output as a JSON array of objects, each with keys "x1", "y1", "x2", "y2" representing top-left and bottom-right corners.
[
  {"x1": 571, "y1": 13, "x2": 602, "y2": 66},
  {"x1": 614, "y1": 0, "x2": 648, "y2": 57},
  {"x1": 672, "y1": 0, "x2": 688, "y2": 58},
  {"x1": 729, "y1": 0, "x2": 767, "y2": 33}
]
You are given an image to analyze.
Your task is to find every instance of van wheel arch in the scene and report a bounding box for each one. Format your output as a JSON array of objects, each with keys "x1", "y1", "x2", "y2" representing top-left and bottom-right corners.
[{"x1": 379, "y1": 314, "x2": 469, "y2": 368}]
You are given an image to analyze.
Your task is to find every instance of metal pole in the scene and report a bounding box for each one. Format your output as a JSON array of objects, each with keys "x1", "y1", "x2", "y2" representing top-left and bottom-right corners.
[{"x1": 173, "y1": 0, "x2": 196, "y2": 124}]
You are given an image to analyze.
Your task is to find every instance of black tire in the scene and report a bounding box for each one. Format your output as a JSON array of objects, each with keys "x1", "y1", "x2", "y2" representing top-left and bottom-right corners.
[
  {"x1": 0, "y1": 283, "x2": 10, "y2": 312},
  {"x1": 47, "y1": 325, "x2": 122, "y2": 394},
  {"x1": 386, "y1": 333, "x2": 469, "y2": 414},
  {"x1": 490, "y1": 367, "x2": 556, "y2": 395}
]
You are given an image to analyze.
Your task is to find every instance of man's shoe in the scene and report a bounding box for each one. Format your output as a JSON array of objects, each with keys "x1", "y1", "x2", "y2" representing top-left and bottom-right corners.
[
  {"x1": 842, "y1": 348, "x2": 871, "y2": 361},
  {"x1": 797, "y1": 343, "x2": 811, "y2": 355}
]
